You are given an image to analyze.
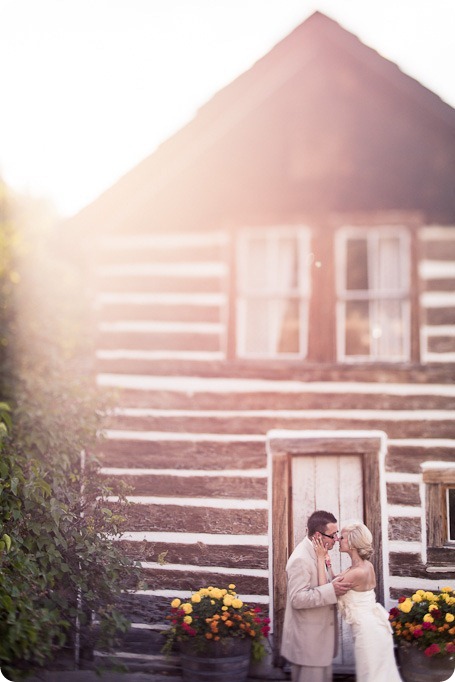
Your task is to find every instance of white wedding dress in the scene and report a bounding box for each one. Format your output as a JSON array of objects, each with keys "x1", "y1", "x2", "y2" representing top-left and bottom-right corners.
[{"x1": 337, "y1": 589, "x2": 402, "y2": 682}]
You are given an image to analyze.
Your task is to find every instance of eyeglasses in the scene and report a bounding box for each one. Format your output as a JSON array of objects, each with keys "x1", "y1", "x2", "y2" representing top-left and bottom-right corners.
[{"x1": 319, "y1": 531, "x2": 338, "y2": 540}]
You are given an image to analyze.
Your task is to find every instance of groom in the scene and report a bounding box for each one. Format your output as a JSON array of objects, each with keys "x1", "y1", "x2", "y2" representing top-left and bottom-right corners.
[{"x1": 281, "y1": 510, "x2": 352, "y2": 682}]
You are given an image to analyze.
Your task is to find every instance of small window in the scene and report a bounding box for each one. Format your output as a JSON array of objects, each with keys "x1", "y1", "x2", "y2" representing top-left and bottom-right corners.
[
  {"x1": 237, "y1": 227, "x2": 311, "y2": 358},
  {"x1": 447, "y1": 487, "x2": 455, "y2": 543},
  {"x1": 335, "y1": 227, "x2": 411, "y2": 362},
  {"x1": 422, "y1": 462, "x2": 455, "y2": 568}
]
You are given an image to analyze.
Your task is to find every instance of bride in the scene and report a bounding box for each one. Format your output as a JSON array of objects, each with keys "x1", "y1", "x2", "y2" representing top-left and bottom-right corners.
[{"x1": 313, "y1": 521, "x2": 402, "y2": 682}]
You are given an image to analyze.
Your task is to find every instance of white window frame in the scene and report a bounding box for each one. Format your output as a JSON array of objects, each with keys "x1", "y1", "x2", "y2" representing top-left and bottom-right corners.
[
  {"x1": 421, "y1": 461, "x2": 455, "y2": 550},
  {"x1": 335, "y1": 226, "x2": 411, "y2": 363},
  {"x1": 446, "y1": 487, "x2": 455, "y2": 545},
  {"x1": 236, "y1": 226, "x2": 311, "y2": 359}
]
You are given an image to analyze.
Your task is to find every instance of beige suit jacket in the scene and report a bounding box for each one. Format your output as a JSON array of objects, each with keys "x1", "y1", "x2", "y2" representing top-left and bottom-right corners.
[{"x1": 280, "y1": 536, "x2": 338, "y2": 667}]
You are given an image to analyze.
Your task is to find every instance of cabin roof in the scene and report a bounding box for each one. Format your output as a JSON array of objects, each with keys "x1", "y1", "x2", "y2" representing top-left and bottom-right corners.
[{"x1": 65, "y1": 11, "x2": 455, "y2": 234}]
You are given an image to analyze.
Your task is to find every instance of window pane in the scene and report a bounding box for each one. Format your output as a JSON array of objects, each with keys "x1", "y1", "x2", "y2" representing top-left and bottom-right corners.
[
  {"x1": 346, "y1": 239, "x2": 368, "y2": 290},
  {"x1": 376, "y1": 236, "x2": 402, "y2": 291},
  {"x1": 374, "y1": 300, "x2": 405, "y2": 358},
  {"x1": 449, "y1": 488, "x2": 455, "y2": 542},
  {"x1": 237, "y1": 228, "x2": 310, "y2": 358},
  {"x1": 275, "y1": 298, "x2": 301, "y2": 353},
  {"x1": 242, "y1": 298, "x2": 302, "y2": 355},
  {"x1": 272, "y1": 237, "x2": 298, "y2": 293},
  {"x1": 243, "y1": 237, "x2": 268, "y2": 290},
  {"x1": 337, "y1": 228, "x2": 410, "y2": 362},
  {"x1": 242, "y1": 299, "x2": 269, "y2": 354},
  {"x1": 345, "y1": 301, "x2": 370, "y2": 356}
]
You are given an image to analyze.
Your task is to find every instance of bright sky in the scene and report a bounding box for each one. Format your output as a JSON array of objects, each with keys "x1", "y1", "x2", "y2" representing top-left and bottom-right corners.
[{"x1": 1, "y1": 0, "x2": 454, "y2": 218}]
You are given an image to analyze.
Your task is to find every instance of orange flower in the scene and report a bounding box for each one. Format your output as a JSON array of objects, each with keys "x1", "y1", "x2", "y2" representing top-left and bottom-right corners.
[{"x1": 163, "y1": 583, "x2": 270, "y2": 662}]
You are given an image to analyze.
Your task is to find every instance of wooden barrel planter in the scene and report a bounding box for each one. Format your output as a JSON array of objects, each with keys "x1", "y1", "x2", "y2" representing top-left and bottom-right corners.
[
  {"x1": 179, "y1": 637, "x2": 252, "y2": 682},
  {"x1": 397, "y1": 642, "x2": 455, "y2": 682}
]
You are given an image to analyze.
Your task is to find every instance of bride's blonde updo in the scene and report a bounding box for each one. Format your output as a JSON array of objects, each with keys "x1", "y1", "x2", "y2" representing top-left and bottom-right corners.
[{"x1": 343, "y1": 522, "x2": 374, "y2": 560}]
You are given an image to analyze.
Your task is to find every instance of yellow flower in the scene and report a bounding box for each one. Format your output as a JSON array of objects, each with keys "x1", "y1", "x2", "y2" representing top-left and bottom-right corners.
[
  {"x1": 232, "y1": 598, "x2": 243, "y2": 609},
  {"x1": 398, "y1": 599, "x2": 413, "y2": 614},
  {"x1": 412, "y1": 593, "x2": 423, "y2": 603},
  {"x1": 416, "y1": 589, "x2": 425, "y2": 596},
  {"x1": 423, "y1": 614, "x2": 434, "y2": 623},
  {"x1": 442, "y1": 586, "x2": 453, "y2": 593},
  {"x1": 199, "y1": 588, "x2": 209, "y2": 596},
  {"x1": 445, "y1": 613, "x2": 455, "y2": 623},
  {"x1": 182, "y1": 603, "x2": 193, "y2": 614},
  {"x1": 171, "y1": 598, "x2": 181, "y2": 608},
  {"x1": 223, "y1": 595, "x2": 233, "y2": 607},
  {"x1": 429, "y1": 603, "x2": 439, "y2": 611},
  {"x1": 191, "y1": 593, "x2": 201, "y2": 603},
  {"x1": 229, "y1": 584, "x2": 236, "y2": 590},
  {"x1": 424, "y1": 591, "x2": 435, "y2": 601},
  {"x1": 183, "y1": 616, "x2": 192, "y2": 624}
]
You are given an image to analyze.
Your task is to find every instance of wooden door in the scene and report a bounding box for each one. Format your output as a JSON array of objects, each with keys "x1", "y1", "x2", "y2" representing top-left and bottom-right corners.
[
  {"x1": 269, "y1": 430, "x2": 384, "y2": 668},
  {"x1": 291, "y1": 454, "x2": 363, "y2": 673}
]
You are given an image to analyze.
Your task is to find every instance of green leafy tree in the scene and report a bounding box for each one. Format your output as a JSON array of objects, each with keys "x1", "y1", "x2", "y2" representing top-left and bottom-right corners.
[{"x1": 0, "y1": 185, "x2": 139, "y2": 679}]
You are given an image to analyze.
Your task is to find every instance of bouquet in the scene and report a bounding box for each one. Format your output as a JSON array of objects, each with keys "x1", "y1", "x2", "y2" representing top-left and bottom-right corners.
[
  {"x1": 389, "y1": 586, "x2": 455, "y2": 657},
  {"x1": 162, "y1": 583, "x2": 270, "y2": 661}
]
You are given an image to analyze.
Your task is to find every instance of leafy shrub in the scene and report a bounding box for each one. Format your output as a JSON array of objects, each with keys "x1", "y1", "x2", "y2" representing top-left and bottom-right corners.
[{"x1": 0, "y1": 188, "x2": 139, "y2": 678}]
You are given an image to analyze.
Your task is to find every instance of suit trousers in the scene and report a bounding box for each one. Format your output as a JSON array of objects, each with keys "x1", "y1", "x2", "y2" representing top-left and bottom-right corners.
[{"x1": 291, "y1": 663, "x2": 333, "y2": 682}]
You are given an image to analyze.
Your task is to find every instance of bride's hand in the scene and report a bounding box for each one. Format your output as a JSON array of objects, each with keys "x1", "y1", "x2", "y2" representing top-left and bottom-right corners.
[{"x1": 312, "y1": 535, "x2": 329, "y2": 560}]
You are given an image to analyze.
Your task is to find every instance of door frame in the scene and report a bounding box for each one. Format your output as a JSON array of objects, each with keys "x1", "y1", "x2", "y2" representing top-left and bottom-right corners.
[{"x1": 267, "y1": 429, "x2": 387, "y2": 663}]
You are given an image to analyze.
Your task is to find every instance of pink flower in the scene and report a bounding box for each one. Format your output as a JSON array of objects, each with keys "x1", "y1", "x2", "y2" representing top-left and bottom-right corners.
[
  {"x1": 445, "y1": 643, "x2": 455, "y2": 654},
  {"x1": 424, "y1": 644, "x2": 441, "y2": 657}
]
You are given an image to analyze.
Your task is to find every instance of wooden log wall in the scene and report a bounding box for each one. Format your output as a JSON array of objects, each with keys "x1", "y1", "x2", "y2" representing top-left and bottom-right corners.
[{"x1": 90, "y1": 225, "x2": 455, "y2": 660}]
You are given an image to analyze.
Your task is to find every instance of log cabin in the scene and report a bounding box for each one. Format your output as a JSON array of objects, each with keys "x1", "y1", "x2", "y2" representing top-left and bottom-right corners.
[{"x1": 63, "y1": 11, "x2": 455, "y2": 676}]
